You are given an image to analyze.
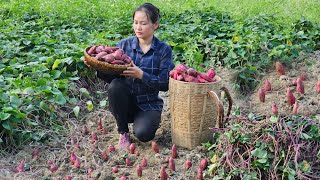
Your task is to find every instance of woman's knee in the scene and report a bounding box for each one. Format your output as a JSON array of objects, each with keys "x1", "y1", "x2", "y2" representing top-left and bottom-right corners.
[
  {"x1": 108, "y1": 79, "x2": 125, "y2": 95},
  {"x1": 134, "y1": 128, "x2": 156, "y2": 142}
]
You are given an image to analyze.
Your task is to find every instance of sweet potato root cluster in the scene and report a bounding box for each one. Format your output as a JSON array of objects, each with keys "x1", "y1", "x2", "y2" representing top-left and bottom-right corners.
[
  {"x1": 87, "y1": 45, "x2": 132, "y2": 65},
  {"x1": 169, "y1": 64, "x2": 217, "y2": 83}
]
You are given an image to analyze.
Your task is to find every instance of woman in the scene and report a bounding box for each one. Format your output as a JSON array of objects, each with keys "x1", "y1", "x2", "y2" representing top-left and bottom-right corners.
[{"x1": 84, "y1": 3, "x2": 175, "y2": 149}]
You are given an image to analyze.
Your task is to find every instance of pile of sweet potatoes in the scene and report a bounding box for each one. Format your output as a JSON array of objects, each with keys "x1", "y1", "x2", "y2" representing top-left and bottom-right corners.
[
  {"x1": 87, "y1": 45, "x2": 132, "y2": 65},
  {"x1": 169, "y1": 64, "x2": 217, "y2": 83}
]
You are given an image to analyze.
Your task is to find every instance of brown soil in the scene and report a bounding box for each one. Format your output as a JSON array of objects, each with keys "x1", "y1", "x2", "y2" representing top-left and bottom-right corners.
[{"x1": 0, "y1": 52, "x2": 319, "y2": 180}]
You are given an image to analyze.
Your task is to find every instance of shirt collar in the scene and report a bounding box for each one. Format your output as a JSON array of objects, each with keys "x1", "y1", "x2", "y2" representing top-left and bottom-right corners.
[{"x1": 132, "y1": 36, "x2": 159, "y2": 51}]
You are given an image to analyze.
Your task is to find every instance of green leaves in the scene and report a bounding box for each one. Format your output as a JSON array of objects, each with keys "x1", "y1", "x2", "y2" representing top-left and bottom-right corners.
[
  {"x1": 73, "y1": 106, "x2": 80, "y2": 118},
  {"x1": 0, "y1": 112, "x2": 11, "y2": 120},
  {"x1": 86, "y1": 101, "x2": 93, "y2": 111}
]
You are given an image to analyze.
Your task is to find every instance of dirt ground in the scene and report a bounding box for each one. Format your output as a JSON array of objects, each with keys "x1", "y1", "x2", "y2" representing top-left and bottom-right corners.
[{"x1": 0, "y1": 52, "x2": 319, "y2": 180}]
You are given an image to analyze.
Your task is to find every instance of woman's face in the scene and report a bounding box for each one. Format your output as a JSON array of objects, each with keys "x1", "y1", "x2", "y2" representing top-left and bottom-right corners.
[{"x1": 133, "y1": 11, "x2": 158, "y2": 40}]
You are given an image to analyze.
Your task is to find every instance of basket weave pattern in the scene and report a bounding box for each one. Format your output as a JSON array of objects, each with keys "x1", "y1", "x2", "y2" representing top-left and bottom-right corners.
[
  {"x1": 83, "y1": 46, "x2": 132, "y2": 75},
  {"x1": 169, "y1": 76, "x2": 222, "y2": 149}
]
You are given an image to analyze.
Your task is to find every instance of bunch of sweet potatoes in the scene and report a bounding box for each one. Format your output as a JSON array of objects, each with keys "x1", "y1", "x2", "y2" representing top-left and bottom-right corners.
[
  {"x1": 169, "y1": 64, "x2": 217, "y2": 83},
  {"x1": 87, "y1": 45, "x2": 132, "y2": 65}
]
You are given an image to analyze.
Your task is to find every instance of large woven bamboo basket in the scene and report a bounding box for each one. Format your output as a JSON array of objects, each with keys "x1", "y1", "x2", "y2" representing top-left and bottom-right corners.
[
  {"x1": 83, "y1": 46, "x2": 132, "y2": 75},
  {"x1": 169, "y1": 76, "x2": 232, "y2": 149}
]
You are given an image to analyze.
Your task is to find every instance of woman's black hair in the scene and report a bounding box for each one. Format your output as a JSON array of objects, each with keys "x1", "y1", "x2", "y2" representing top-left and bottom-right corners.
[{"x1": 133, "y1": 3, "x2": 160, "y2": 24}]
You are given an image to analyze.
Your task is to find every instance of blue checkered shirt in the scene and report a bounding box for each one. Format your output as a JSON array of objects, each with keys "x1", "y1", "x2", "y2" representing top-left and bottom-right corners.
[{"x1": 113, "y1": 36, "x2": 175, "y2": 111}]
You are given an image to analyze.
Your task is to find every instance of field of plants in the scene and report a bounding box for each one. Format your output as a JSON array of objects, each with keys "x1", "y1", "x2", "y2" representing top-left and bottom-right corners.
[{"x1": 0, "y1": 0, "x2": 319, "y2": 179}]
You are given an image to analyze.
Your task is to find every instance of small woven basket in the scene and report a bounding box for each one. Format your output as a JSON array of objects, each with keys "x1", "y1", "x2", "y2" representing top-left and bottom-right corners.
[
  {"x1": 169, "y1": 76, "x2": 232, "y2": 149},
  {"x1": 83, "y1": 46, "x2": 132, "y2": 75}
]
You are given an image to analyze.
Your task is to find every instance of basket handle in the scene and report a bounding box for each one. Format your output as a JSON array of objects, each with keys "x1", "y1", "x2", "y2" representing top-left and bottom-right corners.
[{"x1": 208, "y1": 86, "x2": 233, "y2": 128}]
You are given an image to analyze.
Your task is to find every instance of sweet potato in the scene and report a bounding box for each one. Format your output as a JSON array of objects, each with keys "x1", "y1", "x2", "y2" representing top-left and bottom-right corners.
[
  {"x1": 123, "y1": 56, "x2": 132, "y2": 64},
  {"x1": 160, "y1": 166, "x2": 168, "y2": 180},
  {"x1": 50, "y1": 163, "x2": 58, "y2": 172},
  {"x1": 95, "y1": 45, "x2": 105, "y2": 54},
  {"x1": 175, "y1": 64, "x2": 188, "y2": 74},
  {"x1": 110, "y1": 60, "x2": 125, "y2": 65},
  {"x1": 74, "y1": 157, "x2": 81, "y2": 169},
  {"x1": 296, "y1": 78, "x2": 304, "y2": 94},
  {"x1": 183, "y1": 73, "x2": 195, "y2": 82},
  {"x1": 129, "y1": 143, "x2": 136, "y2": 154},
  {"x1": 275, "y1": 61, "x2": 285, "y2": 75},
  {"x1": 169, "y1": 70, "x2": 175, "y2": 78},
  {"x1": 65, "y1": 175, "x2": 72, "y2": 180},
  {"x1": 264, "y1": 80, "x2": 271, "y2": 91},
  {"x1": 286, "y1": 87, "x2": 296, "y2": 106},
  {"x1": 207, "y1": 68, "x2": 216, "y2": 79},
  {"x1": 177, "y1": 74, "x2": 184, "y2": 81},
  {"x1": 171, "y1": 144, "x2": 177, "y2": 158},
  {"x1": 101, "y1": 150, "x2": 108, "y2": 161},
  {"x1": 185, "y1": 159, "x2": 192, "y2": 170},
  {"x1": 271, "y1": 102, "x2": 278, "y2": 115},
  {"x1": 91, "y1": 132, "x2": 97, "y2": 144},
  {"x1": 197, "y1": 168, "x2": 203, "y2": 180},
  {"x1": 258, "y1": 88, "x2": 266, "y2": 103},
  {"x1": 317, "y1": 81, "x2": 320, "y2": 93},
  {"x1": 121, "y1": 54, "x2": 128, "y2": 60},
  {"x1": 103, "y1": 54, "x2": 115, "y2": 63},
  {"x1": 169, "y1": 157, "x2": 175, "y2": 171},
  {"x1": 108, "y1": 145, "x2": 115, "y2": 153},
  {"x1": 173, "y1": 70, "x2": 178, "y2": 80},
  {"x1": 199, "y1": 159, "x2": 208, "y2": 170},
  {"x1": 141, "y1": 157, "x2": 148, "y2": 167},
  {"x1": 120, "y1": 176, "x2": 127, "y2": 180},
  {"x1": 136, "y1": 164, "x2": 142, "y2": 177},
  {"x1": 197, "y1": 76, "x2": 208, "y2": 83},
  {"x1": 111, "y1": 47, "x2": 119, "y2": 51},
  {"x1": 113, "y1": 49, "x2": 124, "y2": 60},
  {"x1": 95, "y1": 51, "x2": 107, "y2": 60},
  {"x1": 125, "y1": 158, "x2": 132, "y2": 166},
  {"x1": 97, "y1": 118, "x2": 102, "y2": 130},
  {"x1": 104, "y1": 46, "x2": 113, "y2": 53},
  {"x1": 112, "y1": 167, "x2": 118, "y2": 173},
  {"x1": 199, "y1": 73, "x2": 213, "y2": 82},
  {"x1": 88, "y1": 46, "x2": 96, "y2": 55},
  {"x1": 187, "y1": 68, "x2": 198, "y2": 77},
  {"x1": 70, "y1": 151, "x2": 77, "y2": 165},
  {"x1": 151, "y1": 141, "x2": 159, "y2": 153},
  {"x1": 15, "y1": 160, "x2": 25, "y2": 173}
]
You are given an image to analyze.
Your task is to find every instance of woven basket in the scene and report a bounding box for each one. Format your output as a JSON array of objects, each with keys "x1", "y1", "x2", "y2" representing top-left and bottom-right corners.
[
  {"x1": 169, "y1": 76, "x2": 232, "y2": 149},
  {"x1": 83, "y1": 46, "x2": 133, "y2": 75}
]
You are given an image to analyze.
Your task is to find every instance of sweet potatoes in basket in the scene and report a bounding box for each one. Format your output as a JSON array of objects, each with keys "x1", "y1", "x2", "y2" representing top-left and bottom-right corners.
[
  {"x1": 86, "y1": 45, "x2": 132, "y2": 66},
  {"x1": 170, "y1": 63, "x2": 217, "y2": 84}
]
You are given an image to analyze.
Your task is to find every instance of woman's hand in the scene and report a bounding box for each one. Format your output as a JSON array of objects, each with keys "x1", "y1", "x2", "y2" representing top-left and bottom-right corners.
[
  {"x1": 121, "y1": 62, "x2": 143, "y2": 79},
  {"x1": 83, "y1": 58, "x2": 91, "y2": 68}
]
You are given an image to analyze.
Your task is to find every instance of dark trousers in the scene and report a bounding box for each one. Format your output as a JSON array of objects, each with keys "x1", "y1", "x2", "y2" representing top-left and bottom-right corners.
[{"x1": 107, "y1": 78, "x2": 161, "y2": 142}]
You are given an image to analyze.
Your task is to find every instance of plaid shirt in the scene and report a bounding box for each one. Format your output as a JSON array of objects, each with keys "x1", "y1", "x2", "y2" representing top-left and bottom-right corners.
[{"x1": 99, "y1": 36, "x2": 175, "y2": 111}]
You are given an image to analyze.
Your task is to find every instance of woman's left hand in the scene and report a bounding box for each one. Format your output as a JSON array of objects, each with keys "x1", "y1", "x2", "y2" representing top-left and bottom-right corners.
[{"x1": 121, "y1": 62, "x2": 143, "y2": 79}]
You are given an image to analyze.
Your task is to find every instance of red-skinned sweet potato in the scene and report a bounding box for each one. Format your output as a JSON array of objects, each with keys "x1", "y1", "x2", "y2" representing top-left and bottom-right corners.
[
  {"x1": 95, "y1": 52, "x2": 107, "y2": 60},
  {"x1": 88, "y1": 46, "x2": 96, "y2": 55},
  {"x1": 207, "y1": 68, "x2": 216, "y2": 79},
  {"x1": 175, "y1": 64, "x2": 188, "y2": 74},
  {"x1": 103, "y1": 54, "x2": 115, "y2": 63},
  {"x1": 187, "y1": 68, "x2": 198, "y2": 77},
  {"x1": 110, "y1": 60, "x2": 125, "y2": 65},
  {"x1": 95, "y1": 45, "x2": 105, "y2": 54}
]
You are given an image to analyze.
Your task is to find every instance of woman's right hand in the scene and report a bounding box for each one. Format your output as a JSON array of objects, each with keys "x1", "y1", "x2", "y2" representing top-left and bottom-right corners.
[{"x1": 83, "y1": 58, "x2": 91, "y2": 68}]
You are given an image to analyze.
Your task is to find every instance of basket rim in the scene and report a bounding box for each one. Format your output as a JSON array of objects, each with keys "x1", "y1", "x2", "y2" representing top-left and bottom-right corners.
[{"x1": 169, "y1": 76, "x2": 222, "y2": 84}]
